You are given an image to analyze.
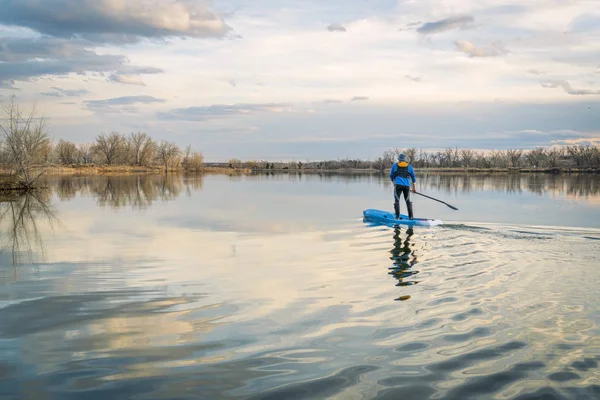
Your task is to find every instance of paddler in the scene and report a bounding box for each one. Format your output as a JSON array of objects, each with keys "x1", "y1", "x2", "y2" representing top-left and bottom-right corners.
[{"x1": 389, "y1": 153, "x2": 417, "y2": 219}]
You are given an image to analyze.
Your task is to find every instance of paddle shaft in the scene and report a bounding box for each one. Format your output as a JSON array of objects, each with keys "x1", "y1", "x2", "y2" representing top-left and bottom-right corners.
[{"x1": 414, "y1": 191, "x2": 458, "y2": 210}]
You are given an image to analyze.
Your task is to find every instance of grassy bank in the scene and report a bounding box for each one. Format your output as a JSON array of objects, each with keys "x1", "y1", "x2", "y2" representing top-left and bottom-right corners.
[{"x1": 1, "y1": 164, "x2": 253, "y2": 177}]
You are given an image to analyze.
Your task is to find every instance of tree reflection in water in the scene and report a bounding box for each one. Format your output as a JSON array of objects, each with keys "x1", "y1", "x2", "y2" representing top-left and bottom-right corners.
[
  {"x1": 0, "y1": 189, "x2": 58, "y2": 280},
  {"x1": 388, "y1": 226, "x2": 418, "y2": 301},
  {"x1": 53, "y1": 173, "x2": 203, "y2": 210}
]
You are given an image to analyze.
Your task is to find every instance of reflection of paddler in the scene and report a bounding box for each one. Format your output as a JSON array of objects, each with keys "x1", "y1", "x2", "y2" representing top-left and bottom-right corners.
[{"x1": 388, "y1": 226, "x2": 418, "y2": 301}]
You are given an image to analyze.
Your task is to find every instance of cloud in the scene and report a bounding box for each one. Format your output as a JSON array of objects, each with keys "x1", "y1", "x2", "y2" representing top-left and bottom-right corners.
[
  {"x1": 405, "y1": 75, "x2": 422, "y2": 82},
  {"x1": 317, "y1": 99, "x2": 343, "y2": 104},
  {"x1": 417, "y1": 15, "x2": 474, "y2": 35},
  {"x1": 327, "y1": 24, "x2": 347, "y2": 32},
  {"x1": 541, "y1": 80, "x2": 600, "y2": 95},
  {"x1": 109, "y1": 74, "x2": 146, "y2": 86},
  {"x1": 527, "y1": 69, "x2": 545, "y2": 75},
  {"x1": 552, "y1": 137, "x2": 600, "y2": 146},
  {"x1": 85, "y1": 95, "x2": 166, "y2": 114},
  {"x1": 0, "y1": 37, "x2": 161, "y2": 84},
  {"x1": 0, "y1": 0, "x2": 232, "y2": 43},
  {"x1": 117, "y1": 66, "x2": 164, "y2": 75},
  {"x1": 157, "y1": 103, "x2": 294, "y2": 121},
  {"x1": 41, "y1": 87, "x2": 90, "y2": 97},
  {"x1": 399, "y1": 21, "x2": 422, "y2": 31},
  {"x1": 455, "y1": 41, "x2": 508, "y2": 57},
  {"x1": 350, "y1": 96, "x2": 369, "y2": 101}
]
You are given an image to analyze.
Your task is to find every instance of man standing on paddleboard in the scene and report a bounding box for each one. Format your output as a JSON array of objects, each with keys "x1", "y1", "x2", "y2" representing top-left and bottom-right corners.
[{"x1": 389, "y1": 153, "x2": 417, "y2": 219}]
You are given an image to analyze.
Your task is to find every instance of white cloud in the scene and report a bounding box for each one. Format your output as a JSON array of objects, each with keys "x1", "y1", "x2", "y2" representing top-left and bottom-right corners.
[
  {"x1": 109, "y1": 74, "x2": 146, "y2": 86},
  {"x1": 455, "y1": 40, "x2": 508, "y2": 57},
  {"x1": 416, "y1": 15, "x2": 474, "y2": 34},
  {"x1": 85, "y1": 95, "x2": 166, "y2": 114},
  {"x1": 541, "y1": 80, "x2": 600, "y2": 95}
]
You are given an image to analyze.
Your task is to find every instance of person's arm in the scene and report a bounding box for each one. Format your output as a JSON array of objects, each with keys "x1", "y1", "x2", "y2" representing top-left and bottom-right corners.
[
  {"x1": 389, "y1": 164, "x2": 395, "y2": 182},
  {"x1": 410, "y1": 165, "x2": 417, "y2": 192}
]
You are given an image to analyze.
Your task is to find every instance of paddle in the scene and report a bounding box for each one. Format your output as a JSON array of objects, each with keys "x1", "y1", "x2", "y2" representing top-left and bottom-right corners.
[{"x1": 414, "y1": 191, "x2": 459, "y2": 210}]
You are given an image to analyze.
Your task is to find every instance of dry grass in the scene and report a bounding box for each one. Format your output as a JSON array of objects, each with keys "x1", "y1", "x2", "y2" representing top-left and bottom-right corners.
[
  {"x1": 1, "y1": 164, "x2": 253, "y2": 177},
  {"x1": 200, "y1": 166, "x2": 252, "y2": 174}
]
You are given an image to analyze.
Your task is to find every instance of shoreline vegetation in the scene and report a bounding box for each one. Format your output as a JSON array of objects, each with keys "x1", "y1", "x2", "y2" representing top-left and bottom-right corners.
[{"x1": 1, "y1": 97, "x2": 599, "y2": 191}]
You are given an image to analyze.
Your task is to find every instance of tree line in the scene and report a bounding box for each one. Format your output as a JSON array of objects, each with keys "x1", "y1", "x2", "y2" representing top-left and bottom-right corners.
[
  {"x1": 2, "y1": 96, "x2": 598, "y2": 191},
  {"x1": 228, "y1": 145, "x2": 600, "y2": 172},
  {"x1": 1, "y1": 97, "x2": 204, "y2": 189},
  {"x1": 378, "y1": 147, "x2": 600, "y2": 170}
]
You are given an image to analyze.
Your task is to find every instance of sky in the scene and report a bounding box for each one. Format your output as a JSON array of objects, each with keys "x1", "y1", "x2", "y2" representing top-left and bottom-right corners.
[{"x1": 0, "y1": 0, "x2": 599, "y2": 162}]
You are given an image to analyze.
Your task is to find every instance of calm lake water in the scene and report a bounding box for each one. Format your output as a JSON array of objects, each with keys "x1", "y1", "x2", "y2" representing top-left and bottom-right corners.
[{"x1": 1, "y1": 172, "x2": 599, "y2": 399}]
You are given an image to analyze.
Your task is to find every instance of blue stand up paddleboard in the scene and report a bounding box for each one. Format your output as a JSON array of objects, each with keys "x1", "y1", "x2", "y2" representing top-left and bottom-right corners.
[{"x1": 363, "y1": 209, "x2": 443, "y2": 227}]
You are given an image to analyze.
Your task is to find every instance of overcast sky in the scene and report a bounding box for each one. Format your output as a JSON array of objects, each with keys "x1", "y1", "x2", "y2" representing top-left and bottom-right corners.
[{"x1": 1, "y1": 0, "x2": 599, "y2": 161}]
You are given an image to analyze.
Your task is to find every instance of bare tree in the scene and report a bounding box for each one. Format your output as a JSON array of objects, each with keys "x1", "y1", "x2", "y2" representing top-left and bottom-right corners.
[
  {"x1": 55, "y1": 139, "x2": 78, "y2": 165},
  {"x1": 488, "y1": 150, "x2": 505, "y2": 168},
  {"x1": 460, "y1": 149, "x2": 476, "y2": 167},
  {"x1": 184, "y1": 147, "x2": 204, "y2": 171},
  {"x1": 506, "y1": 149, "x2": 523, "y2": 168},
  {"x1": 382, "y1": 150, "x2": 396, "y2": 166},
  {"x1": 566, "y1": 145, "x2": 600, "y2": 168},
  {"x1": 545, "y1": 148, "x2": 563, "y2": 168},
  {"x1": 525, "y1": 148, "x2": 546, "y2": 168},
  {"x1": 128, "y1": 132, "x2": 156, "y2": 166},
  {"x1": 0, "y1": 96, "x2": 51, "y2": 188},
  {"x1": 417, "y1": 149, "x2": 431, "y2": 168},
  {"x1": 373, "y1": 157, "x2": 387, "y2": 171},
  {"x1": 404, "y1": 148, "x2": 417, "y2": 163},
  {"x1": 156, "y1": 141, "x2": 181, "y2": 172},
  {"x1": 94, "y1": 132, "x2": 125, "y2": 165},
  {"x1": 78, "y1": 143, "x2": 93, "y2": 164}
]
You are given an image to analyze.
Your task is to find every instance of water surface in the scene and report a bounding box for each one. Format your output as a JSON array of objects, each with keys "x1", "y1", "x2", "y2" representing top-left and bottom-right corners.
[{"x1": 1, "y1": 172, "x2": 599, "y2": 399}]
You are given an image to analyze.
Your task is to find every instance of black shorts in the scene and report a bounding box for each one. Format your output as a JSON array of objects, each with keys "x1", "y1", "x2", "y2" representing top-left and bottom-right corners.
[{"x1": 394, "y1": 185, "x2": 411, "y2": 203}]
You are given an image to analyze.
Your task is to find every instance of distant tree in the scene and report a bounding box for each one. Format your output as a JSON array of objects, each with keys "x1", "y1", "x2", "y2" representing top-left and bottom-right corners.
[
  {"x1": 566, "y1": 145, "x2": 599, "y2": 168},
  {"x1": 525, "y1": 148, "x2": 546, "y2": 168},
  {"x1": 404, "y1": 148, "x2": 417, "y2": 164},
  {"x1": 545, "y1": 148, "x2": 563, "y2": 168},
  {"x1": 488, "y1": 150, "x2": 504, "y2": 168},
  {"x1": 156, "y1": 140, "x2": 181, "y2": 172},
  {"x1": 460, "y1": 149, "x2": 476, "y2": 167},
  {"x1": 182, "y1": 144, "x2": 204, "y2": 171},
  {"x1": 229, "y1": 158, "x2": 242, "y2": 168},
  {"x1": 94, "y1": 132, "x2": 126, "y2": 165},
  {"x1": 128, "y1": 132, "x2": 156, "y2": 166},
  {"x1": 78, "y1": 143, "x2": 93, "y2": 164},
  {"x1": 506, "y1": 149, "x2": 523, "y2": 168},
  {"x1": 55, "y1": 139, "x2": 79, "y2": 165},
  {"x1": 187, "y1": 151, "x2": 204, "y2": 171}
]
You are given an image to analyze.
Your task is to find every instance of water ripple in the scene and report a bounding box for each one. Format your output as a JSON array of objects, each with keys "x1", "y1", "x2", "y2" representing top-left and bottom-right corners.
[{"x1": 1, "y1": 175, "x2": 599, "y2": 399}]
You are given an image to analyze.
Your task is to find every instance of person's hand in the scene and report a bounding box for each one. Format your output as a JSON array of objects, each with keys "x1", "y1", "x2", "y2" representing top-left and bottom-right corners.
[{"x1": 411, "y1": 187, "x2": 416, "y2": 193}]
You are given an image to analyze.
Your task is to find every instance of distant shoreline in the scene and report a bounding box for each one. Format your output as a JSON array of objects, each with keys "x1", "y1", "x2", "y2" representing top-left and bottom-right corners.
[
  {"x1": 242, "y1": 167, "x2": 600, "y2": 174},
  {"x1": 2, "y1": 165, "x2": 599, "y2": 185}
]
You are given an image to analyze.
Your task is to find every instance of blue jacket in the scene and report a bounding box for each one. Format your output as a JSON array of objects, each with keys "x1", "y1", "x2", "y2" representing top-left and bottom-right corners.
[{"x1": 389, "y1": 162, "x2": 416, "y2": 187}]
